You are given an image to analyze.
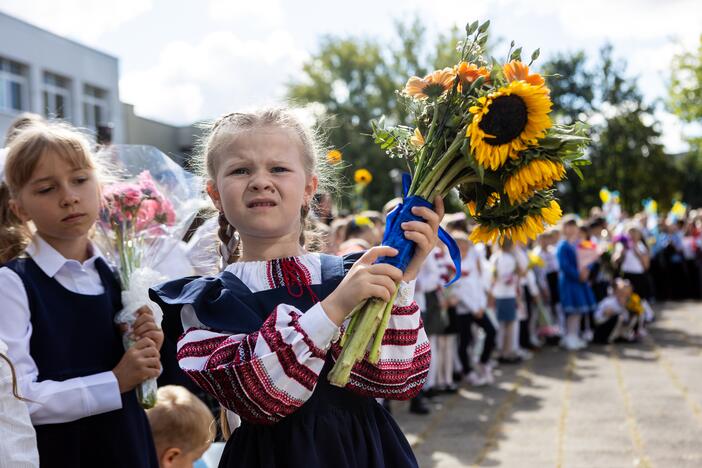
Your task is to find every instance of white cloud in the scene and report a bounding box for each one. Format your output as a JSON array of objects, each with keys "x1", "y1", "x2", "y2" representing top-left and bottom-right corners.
[
  {"x1": 546, "y1": 0, "x2": 701, "y2": 44},
  {"x1": 656, "y1": 109, "x2": 692, "y2": 154},
  {"x1": 119, "y1": 30, "x2": 308, "y2": 125},
  {"x1": 0, "y1": 0, "x2": 152, "y2": 43},
  {"x1": 208, "y1": 0, "x2": 283, "y2": 27}
]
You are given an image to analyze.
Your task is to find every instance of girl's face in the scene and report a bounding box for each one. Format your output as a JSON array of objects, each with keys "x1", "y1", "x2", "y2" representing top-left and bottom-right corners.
[
  {"x1": 11, "y1": 151, "x2": 100, "y2": 244},
  {"x1": 207, "y1": 127, "x2": 318, "y2": 243},
  {"x1": 628, "y1": 229, "x2": 640, "y2": 242},
  {"x1": 563, "y1": 224, "x2": 577, "y2": 239}
]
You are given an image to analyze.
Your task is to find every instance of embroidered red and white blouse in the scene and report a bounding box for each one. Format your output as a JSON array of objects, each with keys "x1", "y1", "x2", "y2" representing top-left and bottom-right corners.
[{"x1": 175, "y1": 253, "x2": 430, "y2": 425}]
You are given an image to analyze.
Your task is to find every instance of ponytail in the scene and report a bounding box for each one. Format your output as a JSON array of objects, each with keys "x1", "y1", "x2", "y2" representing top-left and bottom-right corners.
[{"x1": 0, "y1": 183, "x2": 30, "y2": 263}]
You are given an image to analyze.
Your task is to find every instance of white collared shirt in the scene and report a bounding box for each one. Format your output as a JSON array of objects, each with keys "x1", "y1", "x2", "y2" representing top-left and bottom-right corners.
[
  {"x1": 0, "y1": 338, "x2": 39, "y2": 467},
  {"x1": 0, "y1": 236, "x2": 122, "y2": 425}
]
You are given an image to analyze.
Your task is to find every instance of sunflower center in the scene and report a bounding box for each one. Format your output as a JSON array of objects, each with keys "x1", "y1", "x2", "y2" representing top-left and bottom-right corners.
[{"x1": 479, "y1": 94, "x2": 528, "y2": 145}]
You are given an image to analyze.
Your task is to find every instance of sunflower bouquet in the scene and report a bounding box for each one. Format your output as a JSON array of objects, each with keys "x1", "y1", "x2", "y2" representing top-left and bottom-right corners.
[{"x1": 328, "y1": 20, "x2": 589, "y2": 386}]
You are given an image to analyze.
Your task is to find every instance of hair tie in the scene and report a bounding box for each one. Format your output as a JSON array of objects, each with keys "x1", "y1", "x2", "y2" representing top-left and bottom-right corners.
[{"x1": 219, "y1": 230, "x2": 240, "y2": 266}]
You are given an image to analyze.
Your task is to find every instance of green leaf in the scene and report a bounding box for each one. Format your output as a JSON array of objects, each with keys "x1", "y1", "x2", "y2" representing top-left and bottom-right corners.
[
  {"x1": 531, "y1": 48, "x2": 540, "y2": 62},
  {"x1": 478, "y1": 20, "x2": 491, "y2": 34},
  {"x1": 510, "y1": 47, "x2": 522, "y2": 61},
  {"x1": 466, "y1": 20, "x2": 479, "y2": 35}
]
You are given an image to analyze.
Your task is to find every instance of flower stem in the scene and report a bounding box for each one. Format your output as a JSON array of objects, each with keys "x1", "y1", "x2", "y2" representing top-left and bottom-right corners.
[
  {"x1": 328, "y1": 298, "x2": 387, "y2": 387},
  {"x1": 339, "y1": 301, "x2": 365, "y2": 348},
  {"x1": 367, "y1": 285, "x2": 398, "y2": 364},
  {"x1": 409, "y1": 104, "x2": 441, "y2": 194},
  {"x1": 432, "y1": 161, "x2": 471, "y2": 199},
  {"x1": 414, "y1": 131, "x2": 467, "y2": 198}
]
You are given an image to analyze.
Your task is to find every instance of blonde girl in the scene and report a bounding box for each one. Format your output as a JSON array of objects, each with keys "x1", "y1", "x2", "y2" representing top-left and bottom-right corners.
[{"x1": 151, "y1": 108, "x2": 442, "y2": 468}]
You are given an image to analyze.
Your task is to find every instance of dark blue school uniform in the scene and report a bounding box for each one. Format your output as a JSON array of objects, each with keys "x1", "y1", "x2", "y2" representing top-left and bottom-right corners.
[
  {"x1": 4, "y1": 257, "x2": 158, "y2": 468},
  {"x1": 151, "y1": 253, "x2": 419, "y2": 468},
  {"x1": 556, "y1": 240, "x2": 596, "y2": 315}
]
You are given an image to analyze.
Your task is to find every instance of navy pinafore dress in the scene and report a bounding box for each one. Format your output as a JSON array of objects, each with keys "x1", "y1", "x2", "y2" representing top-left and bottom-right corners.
[
  {"x1": 4, "y1": 257, "x2": 158, "y2": 468},
  {"x1": 150, "y1": 253, "x2": 419, "y2": 468}
]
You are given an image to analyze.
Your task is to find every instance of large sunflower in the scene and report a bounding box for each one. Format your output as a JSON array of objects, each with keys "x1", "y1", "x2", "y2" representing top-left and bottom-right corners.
[
  {"x1": 467, "y1": 81, "x2": 552, "y2": 170},
  {"x1": 404, "y1": 68, "x2": 456, "y2": 99},
  {"x1": 504, "y1": 159, "x2": 566, "y2": 204}
]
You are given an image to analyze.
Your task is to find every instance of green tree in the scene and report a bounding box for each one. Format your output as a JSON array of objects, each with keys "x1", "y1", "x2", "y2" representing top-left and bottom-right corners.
[
  {"x1": 544, "y1": 45, "x2": 682, "y2": 214},
  {"x1": 669, "y1": 35, "x2": 702, "y2": 124},
  {"x1": 668, "y1": 34, "x2": 702, "y2": 207},
  {"x1": 287, "y1": 18, "x2": 463, "y2": 210}
]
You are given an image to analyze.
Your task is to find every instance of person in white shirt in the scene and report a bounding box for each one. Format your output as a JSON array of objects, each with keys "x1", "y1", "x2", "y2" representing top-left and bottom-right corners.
[
  {"x1": 0, "y1": 121, "x2": 162, "y2": 467},
  {"x1": 418, "y1": 246, "x2": 453, "y2": 396},
  {"x1": 489, "y1": 239, "x2": 524, "y2": 363},
  {"x1": 614, "y1": 226, "x2": 652, "y2": 301},
  {"x1": 449, "y1": 233, "x2": 495, "y2": 385},
  {"x1": 0, "y1": 338, "x2": 39, "y2": 468},
  {"x1": 593, "y1": 279, "x2": 646, "y2": 344}
]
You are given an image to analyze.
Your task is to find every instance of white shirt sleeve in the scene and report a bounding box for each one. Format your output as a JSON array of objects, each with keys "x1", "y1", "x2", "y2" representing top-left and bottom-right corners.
[
  {"x1": 0, "y1": 267, "x2": 123, "y2": 426},
  {"x1": 0, "y1": 341, "x2": 39, "y2": 468}
]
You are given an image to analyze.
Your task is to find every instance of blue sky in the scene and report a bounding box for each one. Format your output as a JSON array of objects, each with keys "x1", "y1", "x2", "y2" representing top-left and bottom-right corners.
[{"x1": 1, "y1": 0, "x2": 700, "y2": 152}]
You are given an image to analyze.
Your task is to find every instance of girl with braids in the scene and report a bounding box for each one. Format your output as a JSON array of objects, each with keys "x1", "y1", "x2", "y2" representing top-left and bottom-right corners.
[{"x1": 150, "y1": 107, "x2": 441, "y2": 467}]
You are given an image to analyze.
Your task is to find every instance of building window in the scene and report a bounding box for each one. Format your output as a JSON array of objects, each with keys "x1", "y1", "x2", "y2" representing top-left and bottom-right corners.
[
  {"x1": 83, "y1": 84, "x2": 108, "y2": 132},
  {"x1": 0, "y1": 57, "x2": 29, "y2": 113},
  {"x1": 42, "y1": 72, "x2": 72, "y2": 120}
]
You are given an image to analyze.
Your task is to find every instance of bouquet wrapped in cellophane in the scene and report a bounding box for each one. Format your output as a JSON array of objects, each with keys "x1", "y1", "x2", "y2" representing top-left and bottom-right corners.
[
  {"x1": 94, "y1": 145, "x2": 206, "y2": 407},
  {"x1": 328, "y1": 19, "x2": 589, "y2": 386}
]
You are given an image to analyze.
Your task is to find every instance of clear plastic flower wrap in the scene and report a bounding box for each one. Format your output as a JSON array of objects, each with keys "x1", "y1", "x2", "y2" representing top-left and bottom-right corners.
[{"x1": 93, "y1": 145, "x2": 207, "y2": 407}]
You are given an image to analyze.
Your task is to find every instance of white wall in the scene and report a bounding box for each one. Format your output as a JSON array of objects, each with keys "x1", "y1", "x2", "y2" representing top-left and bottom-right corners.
[{"x1": 0, "y1": 12, "x2": 122, "y2": 143}]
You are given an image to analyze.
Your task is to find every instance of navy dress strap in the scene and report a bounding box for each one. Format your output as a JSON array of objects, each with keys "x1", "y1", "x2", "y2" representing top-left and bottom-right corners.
[{"x1": 4, "y1": 257, "x2": 158, "y2": 468}]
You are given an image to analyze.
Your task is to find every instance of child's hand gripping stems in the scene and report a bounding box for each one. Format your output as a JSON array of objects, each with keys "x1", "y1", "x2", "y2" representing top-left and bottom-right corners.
[{"x1": 327, "y1": 197, "x2": 443, "y2": 387}]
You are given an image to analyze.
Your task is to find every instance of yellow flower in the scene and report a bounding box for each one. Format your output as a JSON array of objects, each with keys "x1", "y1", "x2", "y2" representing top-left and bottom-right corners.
[
  {"x1": 410, "y1": 128, "x2": 425, "y2": 147},
  {"x1": 503, "y1": 60, "x2": 545, "y2": 87},
  {"x1": 528, "y1": 250, "x2": 545, "y2": 269},
  {"x1": 469, "y1": 224, "x2": 501, "y2": 245},
  {"x1": 455, "y1": 62, "x2": 490, "y2": 91},
  {"x1": 469, "y1": 209, "x2": 555, "y2": 246},
  {"x1": 354, "y1": 215, "x2": 374, "y2": 227},
  {"x1": 504, "y1": 159, "x2": 566, "y2": 204},
  {"x1": 466, "y1": 201, "x2": 477, "y2": 216},
  {"x1": 627, "y1": 293, "x2": 644, "y2": 315},
  {"x1": 354, "y1": 168, "x2": 373, "y2": 185},
  {"x1": 541, "y1": 200, "x2": 563, "y2": 225},
  {"x1": 467, "y1": 81, "x2": 552, "y2": 170},
  {"x1": 404, "y1": 68, "x2": 456, "y2": 99},
  {"x1": 326, "y1": 149, "x2": 342, "y2": 165}
]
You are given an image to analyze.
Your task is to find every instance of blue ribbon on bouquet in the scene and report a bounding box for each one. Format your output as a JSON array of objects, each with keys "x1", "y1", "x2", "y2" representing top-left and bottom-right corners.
[{"x1": 378, "y1": 173, "x2": 461, "y2": 286}]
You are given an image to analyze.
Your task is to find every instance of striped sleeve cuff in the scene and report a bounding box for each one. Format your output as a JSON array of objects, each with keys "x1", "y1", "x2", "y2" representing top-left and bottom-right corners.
[
  {"x1": 298, "y1": 302, "x2": 340, "y2": 351},
  {"x1": 395, "y1": 280, "x2": 417, "y2": 307}
]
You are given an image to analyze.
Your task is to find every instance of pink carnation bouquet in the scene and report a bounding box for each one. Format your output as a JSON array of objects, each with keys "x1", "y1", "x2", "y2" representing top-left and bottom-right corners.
[{"x1": 95, "y1": 145, "x2": 205, "y2": 407}]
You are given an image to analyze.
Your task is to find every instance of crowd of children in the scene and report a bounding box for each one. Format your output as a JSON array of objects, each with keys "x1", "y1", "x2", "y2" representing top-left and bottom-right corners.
[
  {"x1": 1, "y1": 110, "x2": 701, "y2": 467},
  {"x1": 325, "y1": 198, "x2": 702, "y2": 414}
]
